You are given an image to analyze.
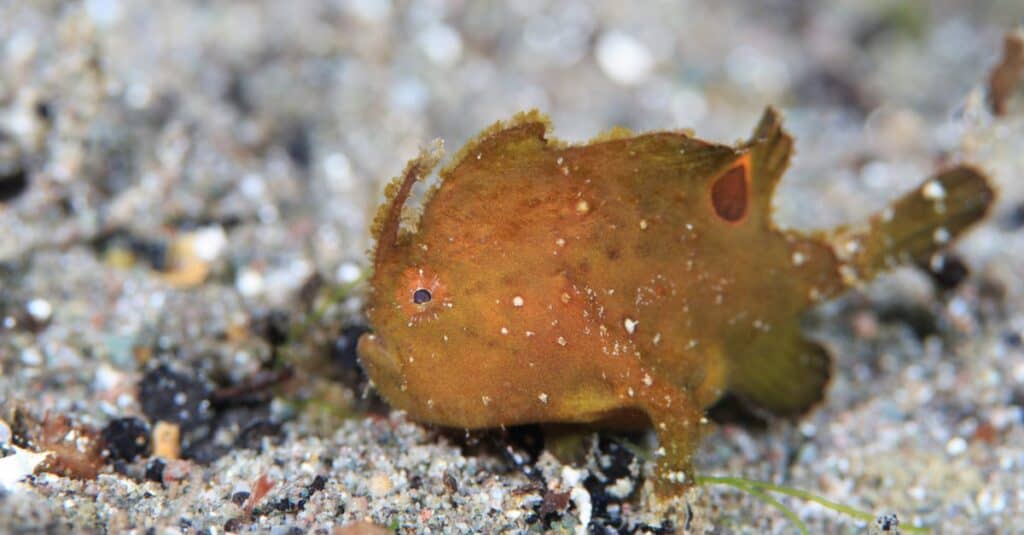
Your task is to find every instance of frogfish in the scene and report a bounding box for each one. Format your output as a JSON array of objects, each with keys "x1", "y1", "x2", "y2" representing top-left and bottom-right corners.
[{"x1": 358, "y1": 108, "x2": 994, "y2": 493}]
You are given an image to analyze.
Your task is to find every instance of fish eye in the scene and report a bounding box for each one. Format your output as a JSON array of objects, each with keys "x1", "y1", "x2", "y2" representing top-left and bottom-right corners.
[{"x1": 412, "y1": 288, "x2": 432, "y2": 304}]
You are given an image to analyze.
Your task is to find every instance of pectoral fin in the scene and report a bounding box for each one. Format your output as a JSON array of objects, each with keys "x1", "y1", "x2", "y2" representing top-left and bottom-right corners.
[{"x1": 727, "y1": 334, "x2": 832, "y2": 418}]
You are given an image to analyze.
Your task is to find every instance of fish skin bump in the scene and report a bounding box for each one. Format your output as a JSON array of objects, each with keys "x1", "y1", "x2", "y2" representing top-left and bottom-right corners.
[{"x1": 358, "y1": 108, "x2": 995, "y2": 494}]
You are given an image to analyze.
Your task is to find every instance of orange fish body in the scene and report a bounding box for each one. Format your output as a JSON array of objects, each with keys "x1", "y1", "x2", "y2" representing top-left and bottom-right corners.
[{"x1": 358, "y1": 109, "x2": 994, "y2": 492}]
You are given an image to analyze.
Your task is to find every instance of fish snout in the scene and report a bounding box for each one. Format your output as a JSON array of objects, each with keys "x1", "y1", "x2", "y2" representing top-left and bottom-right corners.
[{"x1": 356, "y1": 333, "x2": 404, "y2": 392}]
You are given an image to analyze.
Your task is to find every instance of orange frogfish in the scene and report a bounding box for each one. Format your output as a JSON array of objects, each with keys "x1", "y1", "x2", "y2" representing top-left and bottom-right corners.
[{"x1": 358, "y1": 108, "x2": 994, "y2": 493}]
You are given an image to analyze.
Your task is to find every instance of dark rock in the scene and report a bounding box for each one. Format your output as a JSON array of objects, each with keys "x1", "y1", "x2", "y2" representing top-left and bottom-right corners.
[
  {"x1": 101, "y1": 417, "x2": 152, "y2": 461},
  {"x1": 0, "y1": 133, "x2": 27, "y2": 203},
  {"x1": 922, "y1": 254, "x2": 969, "y2": 290},
  {"x1": 145, "y1": 458, "x2": 166, "y2": 484},
  {"x1": 139, "y1": 364, "x2": 213, "y2": 430},
  {"x1": 584, "y1": 436, "x2": 641, "y2": 530},
  {"x1": 332, "y1": 324, "x2": 371, "y2": 373},
  {"x1": 284, "y1": 125, "x2": 312, "y2": 169}
]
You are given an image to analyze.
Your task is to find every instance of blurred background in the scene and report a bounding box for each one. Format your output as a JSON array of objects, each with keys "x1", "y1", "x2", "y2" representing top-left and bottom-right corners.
[{"x1": 2, "y1": 1, "x2": 1020, "y2": 285}]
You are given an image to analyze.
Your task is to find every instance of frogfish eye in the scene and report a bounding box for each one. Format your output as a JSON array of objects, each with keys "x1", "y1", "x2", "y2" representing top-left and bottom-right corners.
[
  {"x1": 398, "y1": 267, "x2": 448, "y2": 324},
  {"x1": 413, "y1": 288, "x2": 432, "y2": 304}
]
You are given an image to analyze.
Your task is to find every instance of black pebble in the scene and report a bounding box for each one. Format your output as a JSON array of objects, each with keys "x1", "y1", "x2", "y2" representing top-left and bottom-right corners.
[
  {"x1": 925, "y1": 254, "x2": 969, "y2": 290},
  {"x1": 34, "y1": 101, "x2": 52, "y2": 121},
  {"x1": 253, "y1": 309, "x2": 291, "y2": 347},
  {"x1": 101, "y1": 417, "x2": 151, "y2": 461},
  {"x1": 285, "y1": 126, "x2": 311, "y2": 170},
  {"x1": 139, "y1": 364, "x2": 213, "y2": 430},
  {"x1": 584, "y1": 437, "x2": 640, "y2": 528},
  {"x1": 1008, "y1": 204, "x2": 1024, "y2": 230},
  {"x1": 332, "y1": 324, "x2": 371, "y2": 372},
  {"x1": 145, "y1": 458, "x2": 166, "y2": 484},
  {"x1": 0, "y1": 156, "x2": 28, "y2": 203},
  {"x1": 1005, "y1": 331, "x2": 1022, "y2": 347}
]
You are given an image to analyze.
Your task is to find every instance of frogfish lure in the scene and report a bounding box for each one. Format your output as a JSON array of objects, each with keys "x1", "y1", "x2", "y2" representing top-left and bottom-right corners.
[{"x1": 358, "y1": 108, "x2": 994, "y2": 493}]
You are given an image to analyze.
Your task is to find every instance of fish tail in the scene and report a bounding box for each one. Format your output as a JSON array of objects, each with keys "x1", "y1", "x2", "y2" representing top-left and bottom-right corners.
[{"x1": 829, "y1": 165, "x2": 995, "y2": 285}]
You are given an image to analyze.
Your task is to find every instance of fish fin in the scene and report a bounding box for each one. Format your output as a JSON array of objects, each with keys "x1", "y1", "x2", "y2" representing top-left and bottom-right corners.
[
  {"x1": 831, "y1": 165, "x2": 995, "y2": 284},
  {"x1": 728, "y1": 335, "x2": 831, "y2": 418},
  {"x1": 440, "y1": 110, "x2": 553, "y2": 179},
  {"x1": 745, "y1": 107, "x2": 794, "y2": 212},
  {"x1": 371, "y1": 141, "x2": 444, "y2": 267},
  {"x1": 540, "y1": 424, "x2": 593, "y2": 466}
]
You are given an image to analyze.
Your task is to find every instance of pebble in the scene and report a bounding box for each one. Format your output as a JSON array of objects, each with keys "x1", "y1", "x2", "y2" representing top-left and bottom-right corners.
[{"x1": 368, "y1": 473, "x2": 393, "y2": 497}]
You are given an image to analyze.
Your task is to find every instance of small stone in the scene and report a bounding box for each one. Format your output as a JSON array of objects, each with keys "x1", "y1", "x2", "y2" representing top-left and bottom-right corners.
[
  {"x1": 25, "y1": 298, "x2": 52, "y2": 322},
  {"x1": 139, "y1": 365, "x2": 212, "y2": 429},
  {"x1": 152, "y1": 421, "x2": 181, "y2": 460},
  {"x1": 368, "y1": 473, "x2": 393, "y2": 497},
  {"x1": 144, "y1": 458, "x2": 166, "y2": 484},
  {"x1": 945, "y1": 436, "x2": 967, "y2": 456},
  {"x1": 101, "y1": 417, "x2": 151, "y2": 461}
]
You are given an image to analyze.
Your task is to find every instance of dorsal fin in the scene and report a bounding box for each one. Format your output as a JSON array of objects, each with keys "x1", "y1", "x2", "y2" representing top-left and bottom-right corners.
[
  {"x1": 744, "y1": 107, "x2": 794, "y2": 212},
  {"x1": 440, "y1": 110, "x2": 553, "y2": 180},
  {"x1": 371, "y1": 141, "x2": 444, "y2": 269}
]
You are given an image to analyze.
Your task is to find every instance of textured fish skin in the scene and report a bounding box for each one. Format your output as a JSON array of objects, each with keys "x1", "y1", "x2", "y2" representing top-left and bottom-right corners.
[{"x1": 358, "y1": 108, "x2": 995, "y2": 493}]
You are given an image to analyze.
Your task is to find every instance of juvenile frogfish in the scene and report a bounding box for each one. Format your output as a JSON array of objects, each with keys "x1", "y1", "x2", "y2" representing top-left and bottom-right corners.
[{"x1": 358, "y1": 109, "x2": 994, "y2": 493}]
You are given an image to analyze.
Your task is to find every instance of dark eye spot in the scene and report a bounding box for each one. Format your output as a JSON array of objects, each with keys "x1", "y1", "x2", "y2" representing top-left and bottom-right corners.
[
  {"x1": 412, "y1": 288, "x2": 432, "y2": 304},
  {"x1": 711, "y1": 165, "x2": 748, "y2": 222}
]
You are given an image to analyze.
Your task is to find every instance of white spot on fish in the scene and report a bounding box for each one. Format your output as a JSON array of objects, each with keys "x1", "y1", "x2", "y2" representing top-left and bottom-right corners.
[
  {"x1": 481, "y1": 396, "x2": 492, "y2": 406},
  {"x1": 538, "y1": 393, "x2": 549, "y2": 404},
  {"x1": 500, "y1": 327, "x2": 509, "y2": 335},
  {"x1": 557, "y1": 336, "x2": 568, "y2": 347},
  {"x1": 623, "y1": 317, "x2": 638, "y2": 334},
  {"x1": 525, "y1": 330, "x2": 535, "y2": 337},
  {"x1": 561, "y1": 292, "x2": 571, "y2": 304},
  {"x1": 512, "y1": 295, "x2": 524, "y2": 307},
  {"x1": 923, "y1": 180, "x2": 946, "y2": 200},
  {"x1": 556, "y1": 238, "x2": 566, "y2": 247},
  {"x1": 639, "y1": 219, "x2": 649, "y2": 230},
  {"x1": 652, "y1": 332, "x2": 661, "y2": 346},
  {"x1": 575, "y1": 199, "x2": 590, "y2": 215},
  {"x1": 642, "y1": 373, "x2": 653, "y2": 387},
  {"x1": 627, "y1": 387, "x2": 635, "y2": 398},
  {"x1": 934, "y1": 227, "x2": 950, "y2": 244},
  {"x1": 791, "y1": 251, "x2": 806, "y2": 266}
]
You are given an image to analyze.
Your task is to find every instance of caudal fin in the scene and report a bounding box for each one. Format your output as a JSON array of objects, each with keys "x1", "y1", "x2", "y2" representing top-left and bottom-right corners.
[{"x1": 830, "y1": 165, "x2": 995, "y2": 285}]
